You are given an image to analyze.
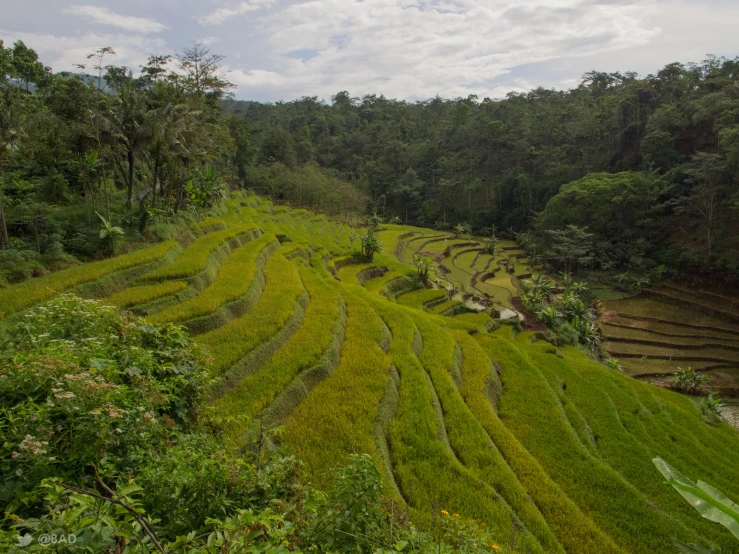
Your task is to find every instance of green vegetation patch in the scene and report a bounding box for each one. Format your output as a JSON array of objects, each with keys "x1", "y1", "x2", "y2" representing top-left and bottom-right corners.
[
  {"x1": 142, "y1": 224, "x2": 258, "y2": 281},
  {"x1": 149, "y1": 233, "x2": 277, "y2": 324},
  {"x1": 0, "y1": 240, "x2": 177, "y2": 318},
  {"x1": 104, "y1": 281, "x2": 188, "y2": 308},
  {"x1": 197, "y1": 252, "x2": 305, "y2": 375}
]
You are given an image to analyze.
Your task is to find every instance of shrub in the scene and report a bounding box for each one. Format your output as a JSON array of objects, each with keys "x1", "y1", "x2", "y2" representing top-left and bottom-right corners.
[
  {"x1": 351, "y1": 227, "x2": 382, "y2": 262},
  {"x1": 673, "y1": 367, "x2": 711, "y2": 393},
  {"x1": 414, "y1": 254, "x2": 433, "y2": 285},
  {"x1": 0, "y1": 295, "x2": 210, "y2": 506}
]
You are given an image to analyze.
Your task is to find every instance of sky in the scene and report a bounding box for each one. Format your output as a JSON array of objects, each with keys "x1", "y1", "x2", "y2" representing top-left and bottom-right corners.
[{"x1": 2, "y1": 0, "x2": 738, "y2": 103}]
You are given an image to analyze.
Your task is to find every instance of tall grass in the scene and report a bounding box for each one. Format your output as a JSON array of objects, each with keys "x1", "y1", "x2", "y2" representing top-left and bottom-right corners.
[
  {"x1": 216, "y1": 265, "x2": 341, "y2": 432},
  {"x1": 412, "y1": 315, "x2": 562, "y2": 553},
  {"x1": 0, "y1": 241, "x2": 177, "y2": 318},
  {"x1": 284, "y1": 289, "x2": 391, "y2": 488},
  {"x1": 197, "y1": 251, "x2": 305, "y2": 375},
  {"x1": 481, "y1": 329, "x2": 709, "y2": 552},
  {"x1": 142, "y1": 224, "x2": 258, "y2": 281},
  {"x1": 148, "y1": 234, "x2": 277, "y2": 324},
  {"x1": 104, "y1": 281, "x2": 188, "y2": 308},
  {"x1": 369, "y1": 299, "x2": 525, "y2": 548},
  {"x1": 457, "y1": 332, "x2": 618, "y2": 553}
]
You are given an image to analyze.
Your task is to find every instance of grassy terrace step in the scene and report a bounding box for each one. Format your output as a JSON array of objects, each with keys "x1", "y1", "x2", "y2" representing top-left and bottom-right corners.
[
  {"x1": 643, "y1": 286, "x2": 739, "y2": 324},
  {"x1": 605, "y1": 341, "x2": 739, "y2": 364},
  {"x1": 103, "y1": 281, "x2": 188, "y2": 308},
  {"x1": 285, "y1": 289, "x2": 391, "y2": 488},
  {"x1": 413, "y1": 315, "x2": 562, "y2": 553},
  {"x1": 662, "y1": 282, "x2": 739, "y2": 311},
  {"x1": 602, "y1": 315, "x2": 739, "y2": 342},
  {"x1": 140, "y1": 224, "x2": 259, "y2": 282},
  {"x1": 460, "y1": 333, "x2": 614, "y2": 552},
  {"x1": 0, "y1": 240, "x2": 177, "y2": 318},
  {"x1": 197, "y1": 251, "x2": 306, "y2": 376},
  {"x1": 620, "y1": 358, "x2": 728, "y2": 376},
  {"x1": 395, "y1": 288, "x2": 447, "y2": 309},
  {"x1": 191, "y1": 217, "x2": 227, "y2": 233},
  {"x1": 371, "y1": 300, "x2": 523, "y2": 543},
  {"x1": 525, "y1": 338, "x2": 739, "y2": 551},
  {"x1": 426, "y1": 299, "x2": 464, "y2": 315},
  {"x1": 216, "y1": 264, "x2": 342, "y2": 438},
  {"x1": 600, "y1": 323, "x2": 739, "y2": 350},
  {"x1": 485, "y1": 330, "x2": 703, "y2": 552},
  {"x1": 148, "y1": 233, "x2": 278, "y2": 329},
  {"x1": 603, "y1": 297, "x2": 739, "y2": 334}
]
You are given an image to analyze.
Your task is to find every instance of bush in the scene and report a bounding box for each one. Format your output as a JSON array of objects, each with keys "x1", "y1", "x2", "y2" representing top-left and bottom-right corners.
[
  {"x1": 0, "y1": 295, "x2": 210, "y2": 508},
  {"x1": 0, "y1": 248, "x2": 44, "y2": 285},
  {"x1": 673, "y1": 367, "x2": 711, "y2": 394}
]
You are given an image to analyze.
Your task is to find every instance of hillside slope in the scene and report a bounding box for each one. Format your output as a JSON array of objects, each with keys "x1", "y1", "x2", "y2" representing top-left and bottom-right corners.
[{"x1": 2, "y1": 193, "x2": 738, "y2": 553}]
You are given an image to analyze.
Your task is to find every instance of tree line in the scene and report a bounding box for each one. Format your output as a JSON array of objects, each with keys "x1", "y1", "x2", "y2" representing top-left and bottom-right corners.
[{"x1": 236, "y1": 57, "x2": 739, "y2": 280}]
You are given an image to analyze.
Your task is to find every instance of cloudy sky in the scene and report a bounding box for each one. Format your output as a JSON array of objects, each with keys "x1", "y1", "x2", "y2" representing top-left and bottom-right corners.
[{"x1": 2, "y1": 0, "x2": 738, "y2": 102}]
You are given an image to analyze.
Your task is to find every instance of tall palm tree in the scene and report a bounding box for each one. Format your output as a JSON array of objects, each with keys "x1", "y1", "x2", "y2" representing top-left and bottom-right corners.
[{"x1": 102, "y1": 69, "x2": 150, "y2": 211}]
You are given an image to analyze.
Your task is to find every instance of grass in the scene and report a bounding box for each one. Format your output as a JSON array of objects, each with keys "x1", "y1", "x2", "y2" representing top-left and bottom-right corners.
[
  {"x1": 396, "y1": 288, "x2": 446, "y2": 309},
  {"x1": 600, "y1": 323, "x2": 739, "y2": 349},
  {"x1": 412, "y1": 314, "x2": 563, "y2": 553},
  {"x1": 604, "y1": 297, "x2": 739, "y2": 332},
  {"x1": 148, "y1": 234, "x2": 277, "y2": 324},
  {"x1": 369, "y1": 298, "x2": 527, "y2": 548},
  {"x1": 0, "y1": 240, "x2": 177, "y2": 318},
  {"x1": 457, "y1": 332, "x2": 616, "y2": 553},
  {"x1": 526, "y1": 337, "x2": 739, "y2": 550},
  {"x1": 197, "y1": 250, "x2": 305, "y2": 376},
  {"x1": 216, "y1": 264, "x2": 342, "y2": 436},
  {"x1": 141, "y1": 224, "x2": 258, "y2": 281},
  {"x1": 103, "y1": 281, "x2": 188, "y2": 308},
  {"x1": 284, "y1": 289, "x2": 391, "y2": 488},
  {"x1": 481, "y1": 329, "x2": 739, "y2": 552},
  {"x1": 192, "y1": 217, "x2": 227, "y2": 231}
]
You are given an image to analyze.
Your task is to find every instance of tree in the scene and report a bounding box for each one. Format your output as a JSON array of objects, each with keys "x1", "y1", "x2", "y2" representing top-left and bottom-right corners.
[
  {"x1": 680, "y1": 152, "x2": 729, "y2": 260},
  {"x1": 546, "y1": 225, "x2": 594, "y2": 274},
  {"x1": 175, "y1": 42, "x2": 234, "y2": 102}
]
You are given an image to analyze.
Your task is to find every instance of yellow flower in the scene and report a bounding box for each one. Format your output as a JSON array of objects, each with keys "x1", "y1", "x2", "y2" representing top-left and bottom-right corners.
[
  {"x1": 452, "y1": 513, "x2": 459, "y2": 517},
  {"x1": 441, "y1": 510, "x2": 449, "y2": 516},
  {"x1": 492, "y1": 545, "x2": 500, "y2": 550}
]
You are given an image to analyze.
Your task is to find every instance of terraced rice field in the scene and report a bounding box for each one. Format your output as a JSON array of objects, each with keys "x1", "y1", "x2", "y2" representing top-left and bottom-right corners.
[
  {"x1": 2, "y1": 192, "x2": 739, "y2": 553},
  {"x1": 600, "y1": 287, "x2": 739, "y2": 397}
]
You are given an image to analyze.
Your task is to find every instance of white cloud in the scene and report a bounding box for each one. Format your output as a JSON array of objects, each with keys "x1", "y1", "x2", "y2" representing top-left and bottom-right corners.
[
  {"x1": 198, "y1": 0, "x2": 277, "y2": 26},
  {"x1": 234, "y1": 0, "x2": 662, "y2": 100},
  {"x1": 0, "y1": 30, "x2": 167, "y2": 73},
  {"x1": 63, "y1": 5, "x2": 167, "y2": 34}
]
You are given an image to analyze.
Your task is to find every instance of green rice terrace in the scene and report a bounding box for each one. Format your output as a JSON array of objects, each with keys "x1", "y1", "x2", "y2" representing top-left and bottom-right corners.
[
  {"x1": 2, "y1": 193, "x2": 739, "y2": 553},
  {"x1": 599, "y1": 286, "x2": 739, "y2": 402}
]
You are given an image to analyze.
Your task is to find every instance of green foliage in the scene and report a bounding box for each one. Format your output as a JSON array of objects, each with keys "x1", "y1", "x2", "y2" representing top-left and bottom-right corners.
[
  {"x1": 352, "y1": 227, "x2": 382, "y2": 262},
  {"x1": 96, "y1": 212, "x2": 125, "y2": 255},
  {"x1": 673, "y1": 367, "x2": 711, "y2": 394},
  {"x1": 653, "y1": 457, "x2": 739, "y2": 541},
  {"x1": 0, "y1": 295, "x2": 210, "y2": 507},
  {"x1": 413, "y1": 255, "x2": 433, "y2": 285}
]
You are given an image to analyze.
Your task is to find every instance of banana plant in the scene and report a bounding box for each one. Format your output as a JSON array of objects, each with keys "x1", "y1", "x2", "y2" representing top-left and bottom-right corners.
[{"x1": 653, "y1": 457, "x2": 739, "y2": 552}]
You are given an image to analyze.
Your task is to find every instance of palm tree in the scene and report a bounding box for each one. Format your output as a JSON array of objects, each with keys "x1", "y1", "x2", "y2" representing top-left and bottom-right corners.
[{"x1": 103, "y1": 69, "x2": 151, "y2": 211}]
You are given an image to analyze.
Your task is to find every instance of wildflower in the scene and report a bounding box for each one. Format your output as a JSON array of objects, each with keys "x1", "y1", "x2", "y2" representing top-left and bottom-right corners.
[
  {"x1": 492, "y1": 546, "x2": 500, "y2": 550},
  {"x1": 441, "y1": 510, "x2": 449, "y2": 516},
  {"x1": 115, "y1": 428, "x2": 123, "y2": 434},
  {"x1": 452, "y1": 513, "x2": 459, "y2": 517}
]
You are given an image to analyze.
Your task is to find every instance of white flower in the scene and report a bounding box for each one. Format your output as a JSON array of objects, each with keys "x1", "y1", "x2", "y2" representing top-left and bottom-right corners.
[{"x1": 115, "y1": 428, "x2": 123, "y2": 434}]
